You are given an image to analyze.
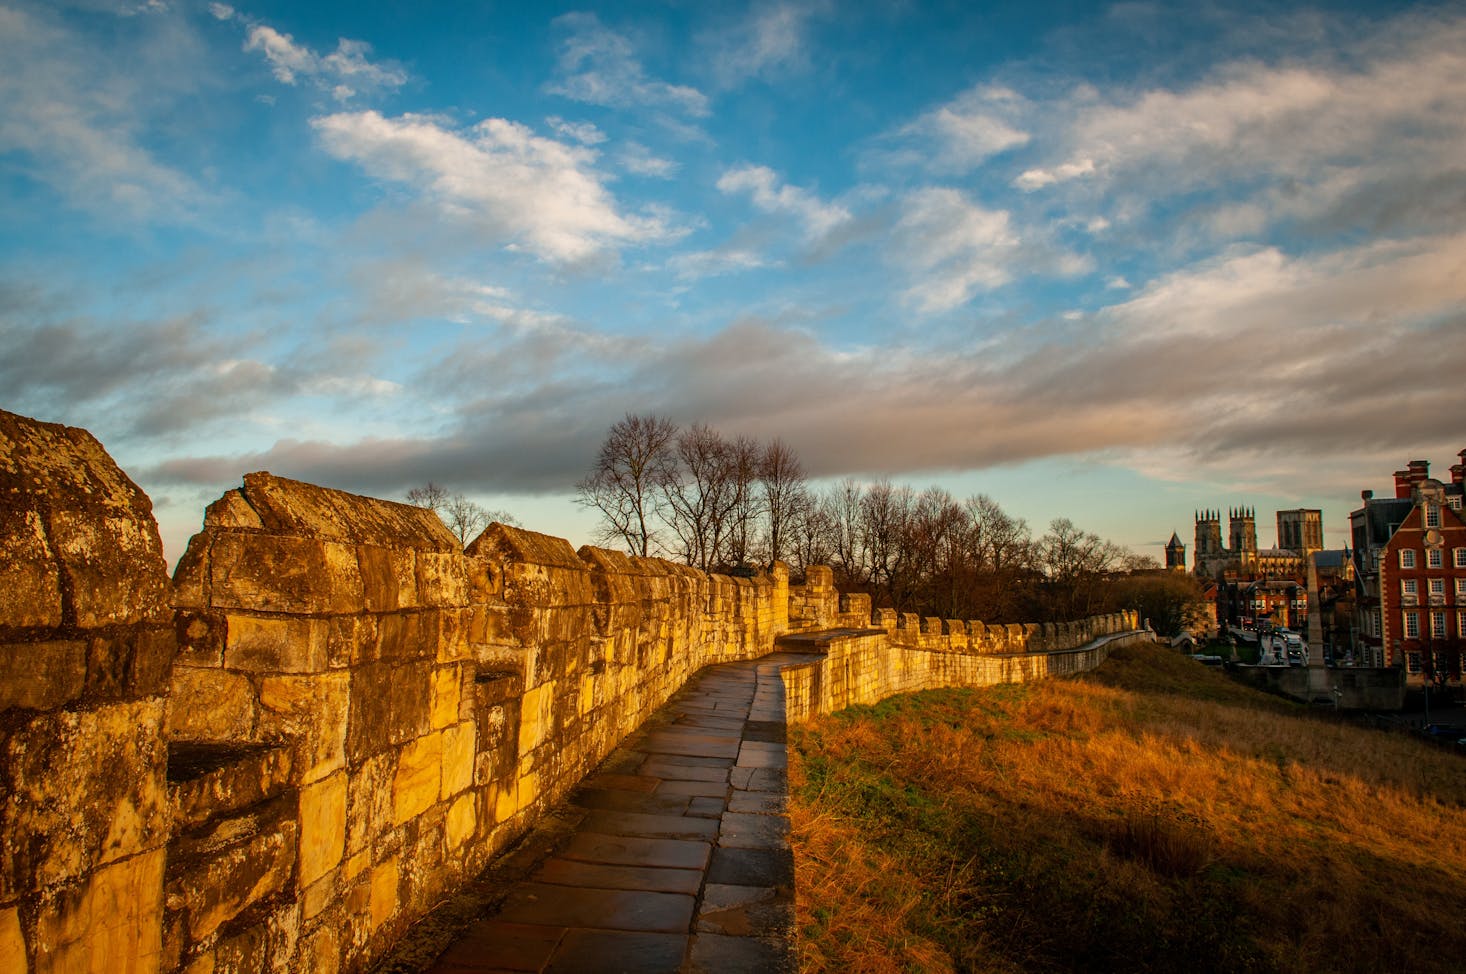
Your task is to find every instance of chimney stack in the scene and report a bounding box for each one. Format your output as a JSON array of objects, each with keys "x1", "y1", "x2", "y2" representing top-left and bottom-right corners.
[
  {"x1": 1394, "y1": 468, "x2": 1413, "y2": 499},
  {"x1": 1361, "y1": 489, "x2": 1374, "y2": 502}
]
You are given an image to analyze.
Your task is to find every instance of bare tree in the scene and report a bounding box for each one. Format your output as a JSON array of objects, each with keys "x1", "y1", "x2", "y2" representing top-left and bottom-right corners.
[
  {"x1": 759, "y1": 438, "x2": 805, "y2": 568},
  {"x1": 788, "y1": 491, "x2": 835, "y2": 575},
  {"x1": 826, "y1": 477, "x2": 867, "y2": 586},
  {"x1": 576, "y1": 413, "x2": 678, "y2": 557},
  {"x1": 1037, "y1": 517, "x2": 1127, "y2": 620},
  {"x1": 660, "y1": 424, "x2": 740, "y2": 571},
  {"x1": 720, "y1": 434, "x2": 764, "y2": 568},
  {"x1": 442, "y1": 495, "x2": 490, "y2": 545},
  {"x1": 408, "y1": 483, "x2": 519, "y2": 545},
  {"x1": 406, "y1": 482, "x2": 450, "y2": 511}
]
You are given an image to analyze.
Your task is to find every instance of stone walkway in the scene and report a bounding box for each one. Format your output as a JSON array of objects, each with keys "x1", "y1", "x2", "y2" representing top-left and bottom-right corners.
[{"x1": 424, "y1": 650, "x2": 819, "y2": 974}]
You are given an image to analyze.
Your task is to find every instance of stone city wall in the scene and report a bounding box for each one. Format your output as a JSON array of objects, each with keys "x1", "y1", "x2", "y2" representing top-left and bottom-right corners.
[
  {"x1": 779, "y1": 611, "x2": 1144, "y2": 722},
  {"x1": 1, "y1": 411, "x2": 175, "y2": 974},
  {"x1": 0, "y1": 408, "x2": 1140, "y2": 973}
]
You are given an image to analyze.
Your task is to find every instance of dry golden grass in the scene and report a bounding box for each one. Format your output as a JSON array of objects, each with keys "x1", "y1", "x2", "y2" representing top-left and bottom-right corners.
[{"x1": 789, "y1": 643, "x2": 1466, "y2": 974}]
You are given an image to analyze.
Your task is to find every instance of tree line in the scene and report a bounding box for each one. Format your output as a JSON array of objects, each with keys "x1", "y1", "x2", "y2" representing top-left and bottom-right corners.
[{"x1": 576, "y1": 414, "x2": 1202, "y2": 628}]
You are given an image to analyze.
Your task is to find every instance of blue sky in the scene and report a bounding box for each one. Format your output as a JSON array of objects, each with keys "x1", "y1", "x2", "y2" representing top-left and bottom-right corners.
[{"x1": 4, "y1": 0, "x2": 1465, "y2": 567}]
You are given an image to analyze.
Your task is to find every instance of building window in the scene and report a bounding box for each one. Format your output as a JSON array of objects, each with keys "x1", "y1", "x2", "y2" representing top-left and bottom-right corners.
[
  {"x1": 1369, "y1": 611, "x2": 1381, "y2": 638},
  {"x1": 1407, "y1": 651, "x2": 1422, "y2": 673},
  {"x1": 1459, "y1": 612, "x2": 1466, "y2": 638},
  {"x1": 1432, "y1": 611, "x2": 1447, "y2": 639},
  {"x1": 1455, "y1": 548, "x2": 1466, "y2": 568},
  {"x1": 1404, "y1": 611, "x2": 1420, "y2": 639},
  {"x1": 1427, "y1": 548, "x2": 1443, "y2": 569},
  {"x1": 1457, "y1": 577, "x2": 1466, "y2": 599},
  {"x1": 1430, "y1": 577, "x2": 1445, "y2": 596},
  {"x1": 1400, "y1": 549, "x2": 1416, "y2": 569},
  {"x1": 1425, "y1": 504, "x2": 1441, "y2": 528},
  {"x1": 1402, "y1": 579, "x2": 1418, "y2": 597}
]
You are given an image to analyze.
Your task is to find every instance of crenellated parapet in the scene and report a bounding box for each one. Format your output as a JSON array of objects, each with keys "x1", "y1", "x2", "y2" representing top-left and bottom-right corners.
[{"x1": 779, "y1": 609, "x2": 1145, "y2": 722}]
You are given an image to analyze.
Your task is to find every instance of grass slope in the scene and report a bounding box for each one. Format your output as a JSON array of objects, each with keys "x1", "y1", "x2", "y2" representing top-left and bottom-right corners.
[{"x1": 788, "y1": 643, "x2": 1466, "y2": 974}]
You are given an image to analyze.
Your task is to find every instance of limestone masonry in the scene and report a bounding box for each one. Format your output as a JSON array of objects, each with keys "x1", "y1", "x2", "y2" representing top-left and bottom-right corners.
[{"x1": 0, "y1": 409, "x2": 1138, "y2": 973}]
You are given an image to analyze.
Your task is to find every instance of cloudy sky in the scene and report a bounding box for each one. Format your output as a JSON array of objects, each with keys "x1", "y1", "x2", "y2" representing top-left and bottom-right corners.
[{"x1": 4, "y1": 0, "x2": 1465, "y2": 567}]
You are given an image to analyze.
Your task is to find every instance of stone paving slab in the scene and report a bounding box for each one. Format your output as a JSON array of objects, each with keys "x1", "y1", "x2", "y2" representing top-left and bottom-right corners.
[
  {"x1": 570, "y1": 788, "x2": 692, "y2": 816},
  {"x1": 546, "y1": 931, "x2": 689, "y2": 974},
  {"x1": 558, "y1": 834, "x2": 712, "y2": 871},
  {"x1": 496, "y1": 884, "x2": 696, "y2": 932},
  {"x1": 578, "y1": 809, "x2": 720, "y2": 841},
  {"x1": 533, "y1": 859, "x2": 704, "y2": 895},
  {"x1": 422, "y1": 647, "x2": 823, "y2": 974},
  {"x1": 638, "y1": 760, "x2": 729, "y2": 782}
]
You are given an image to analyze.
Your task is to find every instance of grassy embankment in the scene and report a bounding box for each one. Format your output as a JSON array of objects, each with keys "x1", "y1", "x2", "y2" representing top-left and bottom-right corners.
[{"x1": 789, "y1": 643, "x2": 1466, "y2": 973}]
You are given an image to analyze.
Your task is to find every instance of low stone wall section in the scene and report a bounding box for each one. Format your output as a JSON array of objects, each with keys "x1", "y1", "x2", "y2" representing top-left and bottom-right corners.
[{"x1": 780, "y1": 612, "x2": 1143, "y2": 722}]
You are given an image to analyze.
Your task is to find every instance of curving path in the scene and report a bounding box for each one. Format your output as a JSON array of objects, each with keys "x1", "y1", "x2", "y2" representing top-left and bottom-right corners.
[{"x1": 420, "y1": 646, "x2": 821, "y2": 974}]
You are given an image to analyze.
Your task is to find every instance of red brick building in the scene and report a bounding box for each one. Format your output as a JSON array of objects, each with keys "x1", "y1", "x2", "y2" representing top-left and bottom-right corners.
[{"x1": 1351, "y1": 454, "x2": 1466, "y2": 685}]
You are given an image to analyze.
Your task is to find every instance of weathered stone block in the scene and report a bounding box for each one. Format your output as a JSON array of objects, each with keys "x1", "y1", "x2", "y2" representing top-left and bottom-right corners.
[
  {"x1": 2, "y1": 700, "x2": 168, "y2": 897},
  {"x1": 167, "y1": 667, "x2": 257, "y2": 742},
  {"x1": 47, "y1": 510, "x2": 170, "y2": 630},
  {"x1": 173, "y1": 611, "x2": 224, "y2": 668},
  {"x1": 415, "y1": 552, "x2": 469, "y2": 607},
  {"x1": 224, "y1": 614, "x2": 328, "y2": 674},
  {"x1": 0, "y1": 906, "x2": 25, "y2": 974},
  {"x1": 167, "y1": 742, "x2": 292, "y2": 833},
  {"x1": 1, "y1": 410, "x2": 170, "y2": 626},
  {"x1": 435, "y1": 608, "x2": 473, "y2": 663},
  {"x1": 299, "y1": 771, "x2": 347, "y2": 888},
  {"x1": 357, "y1": 545, "x2": 416, "y2": 613},
  {"x1": 445, "y1": 793, "x2": 475, "y2": 851},
  {"x1": 430, "y1": 665, "x2": 462, "y2": 730},
  {"x1": 441, "y1": 721, "x2": 475, "y2": 798},
  {"x1": 346, "y1": 662, "x2": 429, "y2": 764},
  {"x1": 369, "y1": 857, "x2": 399, "y2": 933},
  {"x1": 0, "y1": 509, "x2": 61, "y2": 630},
  {"x1": 517, "y1": 680, "x2": 556, "y2": 760},
  {"x1": 392, "y1": 732, "x2": 443, "y2": 825},
  {"x1": 34, "y1": 849, "x2": 165, "y2": 974},
  {"x1": 168, "y1": 810, "x2": 297, "y2": 942},
  {"x1": 203, "y1": 488, "x2": 265, "y2": 530},
  {"x1": 209, "y1": 534, "x2": 364, "y2": 615},
  {"x1": 373, "y1": 611, "x2": 439, "y2": 662},
  {"x1": 0, "y1": 640, "x2": 86, "y2": 711},
  {"x1": 259, "y1": 672, "x2": 349, "y2": 784},
  {"x1": 345, "y1": 752, "x2": 393, "y2": 859},
  {"x1": 300, "y1": 925, "x2": 340, "y2": 974}
]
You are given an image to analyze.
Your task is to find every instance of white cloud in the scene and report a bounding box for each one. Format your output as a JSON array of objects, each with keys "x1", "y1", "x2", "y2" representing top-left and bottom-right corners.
[
  {"x1": 717, "y1": 164, "x2": 851, "y2": 240},
  {"x1": 1014, "y1": 157, "x2": 1094, "y2": 190},
  {"x1": 667, "y1": 248, "x2": 774, "y2": 280},
  {"x1": 705, "y1": 1, "x2": 828, "y2": 86},
  {"x1": 895, "y1": 84, "x2": 1031, "y2": 172},
  {"x1": 0, "y1": 3, "x2": 206, "y2": 222},
  {"x1": 894, "y1": 189, "x2": 1017, "y2": 312},
  {"x1": 891, "y1": 187, "x2": 1094, "y2": 312},
  {"x1": 546, "y1": 117, "x2": 606, "y2": 145},
  {"x1": 1010, "y1": 11, "x2": 1466, "y2": 243},
  {"x1": 242, "y1": 24, "x2": 407, "y2": 101},
  {"x1": 311, "y1": 111, "x2": 674, "y2": 263},
  {"x1": 547, "y1": 12, "x2": 708, "y2": 117},
  {"x1": 618, "y1": 141, "x2": 678, "y2": 178}
]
